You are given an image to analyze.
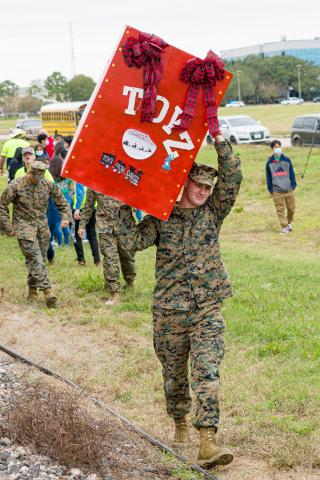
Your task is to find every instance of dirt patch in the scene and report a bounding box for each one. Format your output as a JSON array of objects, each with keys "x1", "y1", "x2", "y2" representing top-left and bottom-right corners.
[{"x1": 0, "y1": 302, "x2": 319, "y2": 480}]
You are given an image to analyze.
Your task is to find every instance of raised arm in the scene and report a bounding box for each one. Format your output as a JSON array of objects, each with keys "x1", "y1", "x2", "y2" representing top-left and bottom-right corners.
[
  {"x1": 120, "y1": 214, "x2": 161, "y2": 254},
  {"x1": 208, "y1": 136, "x2": 242, "y2": 226},
  {"x1": 0, "y1": 184, "x2": 16, "y2": 236}
]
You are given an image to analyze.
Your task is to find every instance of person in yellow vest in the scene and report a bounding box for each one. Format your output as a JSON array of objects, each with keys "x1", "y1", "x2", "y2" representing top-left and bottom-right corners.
[
  {"x1": 14, "y1": 151, "x2": 53, "y2": 182},
  {"x1": 0, "y1": 129, "x2": 29, "y2": 178},
  {"x1": 72, "y1": 183, "x2": 100, "y2": 266}
]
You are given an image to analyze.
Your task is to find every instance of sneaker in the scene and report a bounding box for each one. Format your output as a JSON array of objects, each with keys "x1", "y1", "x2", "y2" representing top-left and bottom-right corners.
[
  {"x1": 280, "y1": 226, "x2": 289, "y2": 234},
  {"x1": 78, "y1": 259, "x2": 86, "y2": 266},
  {"x1": 288, "y1": 223, "x2": 293, "y2": 232}
]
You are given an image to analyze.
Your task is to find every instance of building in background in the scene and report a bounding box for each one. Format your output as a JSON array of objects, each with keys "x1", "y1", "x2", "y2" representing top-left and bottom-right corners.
[{"x1": 221, "y1": 37, "x2": 320, "y2": 66}]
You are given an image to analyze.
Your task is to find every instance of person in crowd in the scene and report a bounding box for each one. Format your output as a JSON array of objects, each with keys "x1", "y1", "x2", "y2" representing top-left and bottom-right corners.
[
  {"x1": 120, "y1": 133, "x2": 242, "y2": 469},
  {"x1": 73, "y1": 182, "x2": 100, "y2": 266},
  {"x1": 49, "y1": 152, "x2": 73, "y2": 247},
  {"x1": 266, "y1": 140, "x2": 297, "y2": 234},
  {"x1": 0, "y1": 161, "x2": 72, "y2": 307},
  {"x1": 14, "y1": 147, "x2": 56, "y2": 264},
  {"x1": 8, "y1": 147, "x2": 23, "y2": 182},
  {"x1": 64, "y1": 136, "x2": 73, "y2": 150},
  {"x1": 38, "y1": 129, "x2": 54, "y2": 159},
  {"x1": 79, "y1": 190, "x2": 136, "y2": 305},
  {"x1": 34, "y1": 143, "x2": 48, "y2": 159},
  {"x1": 14, "y1": 148, "x2": 53, "y2": 181},
  {"x1": 0, "y1": 129, "x2": 29, "y2": 177}
]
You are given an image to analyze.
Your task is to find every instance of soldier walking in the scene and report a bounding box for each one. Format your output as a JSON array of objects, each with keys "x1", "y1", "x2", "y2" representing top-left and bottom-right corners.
[
  {"x1": 0, "y1": 159, "x2": 72, "y2": 307},
  {"x1": 78, "y1": 189, "x2": 136, "y2": 305},
  {"x1": 121, "y1": 134, "x2": 242, "y2": 469}
]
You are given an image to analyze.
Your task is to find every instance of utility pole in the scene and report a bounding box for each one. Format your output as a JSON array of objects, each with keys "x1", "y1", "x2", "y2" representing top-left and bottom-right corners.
[
  {"x1": 236, "y1": 70, "x2": 242, "y2": 103},
  {"x1": 69, "y1": 22, "x2": 76, "y2": 78},
  {"x1": 296, "y1": 64, "x2": 302, "y2": 100}
]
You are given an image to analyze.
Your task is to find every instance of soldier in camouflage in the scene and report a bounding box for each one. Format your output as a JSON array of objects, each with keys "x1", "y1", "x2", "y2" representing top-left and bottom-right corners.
[
  {"x1": 0, "y1": 158, "x2": 72, "y2": 307},
  {"x1": 121, "y1": 134, "x2": 242, "y2": 469},
  {"x1": 78, "y1": 189, "x2": 136, "y2": 305}
]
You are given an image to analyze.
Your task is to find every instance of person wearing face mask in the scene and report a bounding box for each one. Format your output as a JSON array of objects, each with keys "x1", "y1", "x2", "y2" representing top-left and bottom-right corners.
[
  {"x1": 34, "y1": 143, "x2": 46, "y2": 159},
  {"x1": 37, "y1": 132, "x2": 53, "y2": 160},
  {"x1": 266, "y1": 140, "x2": 297, "y2": 234}
]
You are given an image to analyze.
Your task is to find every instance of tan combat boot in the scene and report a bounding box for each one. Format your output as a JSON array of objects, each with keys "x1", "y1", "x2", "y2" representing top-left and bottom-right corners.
[
  {"x1": 43, "y1": 289, "x2": 57, "y2": 308},
  {"x1": 27, "y1": 287, "x2": 38, "y2": 300},
  {"x1": 104, "y1": 292, "x2": 120, "y2": 306},
  {"x1": 172, "y1": 417, "x2": 189, "y2": 446},
  {"x1": 198, "y1": 427, "x2": 233, "y2": 469}
]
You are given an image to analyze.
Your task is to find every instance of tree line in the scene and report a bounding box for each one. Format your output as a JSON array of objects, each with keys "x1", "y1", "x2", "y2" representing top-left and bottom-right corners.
[
  {"x1": 224, "y1": 55, "x2": 320, "y2": 103},
  {"x1": 0, "y1": 73, "x2": 96, "y2": 115},
  {"x1": 1, "y1": 54, "x2": 320, "y2": 115}
]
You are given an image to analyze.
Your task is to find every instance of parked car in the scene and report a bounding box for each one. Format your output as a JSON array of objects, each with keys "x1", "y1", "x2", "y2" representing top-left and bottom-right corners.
[
  {"x1": 291, "y1": 114, "x2": 320, "y2": 146},
  {"x1": 217, "y1": 115, "x2": 271, "y2": 144},
  {"x1": 313, "y1": 96, "x2": 320, "y2": 103},
  {"x1": 280, "y1": 97, "x2": 304, "y2": 105},
  {"x1": 10, "y1": 119, "x2": 42, "y2": 140},
  {"x1": 225, "y1": 100, "x2": 245, "y2": 108}
]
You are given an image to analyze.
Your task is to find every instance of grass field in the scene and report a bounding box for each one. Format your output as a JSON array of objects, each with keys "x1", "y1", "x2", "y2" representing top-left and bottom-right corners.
[
  {"x1": 219, "y1": 102, "x2": 320, "y2": 137},
  {"x1": 0, "y1": 141, "x2": 320, "y2": 476}
]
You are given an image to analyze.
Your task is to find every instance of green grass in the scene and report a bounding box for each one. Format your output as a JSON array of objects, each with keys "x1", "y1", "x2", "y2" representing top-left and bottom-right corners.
[
  {"x1": 0, "y1": 141, "x2": 320, "y2": 471},
  {"x1": 0, "y1": 117, "x2": 18, "y2": 134},
  {"x1": 219, "y1": 102, "x2": 320, "y2": 136}
]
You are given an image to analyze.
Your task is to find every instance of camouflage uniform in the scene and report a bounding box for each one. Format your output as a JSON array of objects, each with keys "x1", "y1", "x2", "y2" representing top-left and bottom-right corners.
[
  {"x1": 80, "y1": 189, "x2": 136, "y2": 292},
  {"x1": 0, "y1": 175, "x2": 72, "y2": 290},
  {"x1": 122, "y1": 140, "x2": 242, "y2": 429}
]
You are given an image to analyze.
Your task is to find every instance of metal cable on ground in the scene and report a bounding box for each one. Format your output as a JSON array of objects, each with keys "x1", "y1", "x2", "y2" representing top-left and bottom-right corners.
[{"x1": 0, "y1": 343, "x2": 219, "y2": 480}]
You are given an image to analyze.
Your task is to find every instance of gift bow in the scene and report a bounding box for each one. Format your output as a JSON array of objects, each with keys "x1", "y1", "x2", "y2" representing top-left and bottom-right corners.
[
  {"x1": 176, "y1": 51, "x2": 225, "y2": 137},
  {"x1": 123, "y1": 32, "x2": 169, "y2": 122}
]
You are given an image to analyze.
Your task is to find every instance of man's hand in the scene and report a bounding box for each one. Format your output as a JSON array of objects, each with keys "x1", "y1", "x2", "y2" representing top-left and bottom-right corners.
[
  {"x1": 60, "y1": 220, "x2": 69, "y2": 229},
  {"x1": 214, "y1": 134, "x2": 224, "y2": 144},
  {"x1": 0, "y1": 169, "x2": 5, "y2": 177},
  {"x1": 78, "y1": 228, "x2": 85, "y2": 239},
  {"x1": 73, "y1": 209, "x2": 81, "y2": 220}
]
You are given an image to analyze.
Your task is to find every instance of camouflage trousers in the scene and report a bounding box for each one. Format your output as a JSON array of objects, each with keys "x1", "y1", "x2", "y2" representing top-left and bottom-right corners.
[
  {"x1": 153, "y1": 302, "x2": 225, "y2": 430},
  {"x1": 18, "y1": 235, "x2": 51, "y2": 290},
  {"x1": 99, "y1": 232, "x2": 136, "y2": 292}
]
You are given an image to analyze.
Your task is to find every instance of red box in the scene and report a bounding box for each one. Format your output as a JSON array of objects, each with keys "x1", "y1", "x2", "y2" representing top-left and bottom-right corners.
[{"x1": 62, "y1": 26, "x2": 232, "y2": 220}]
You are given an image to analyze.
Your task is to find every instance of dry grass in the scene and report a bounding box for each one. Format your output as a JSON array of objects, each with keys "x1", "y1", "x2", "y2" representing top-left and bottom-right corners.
[{"x1": 0, "y1": 378, "x2": 174, "y2": 479}]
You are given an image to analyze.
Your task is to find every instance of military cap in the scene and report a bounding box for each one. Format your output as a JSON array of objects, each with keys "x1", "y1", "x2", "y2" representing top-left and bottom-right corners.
[
  {"x1": 31, "y1": 161, "x2": 48, "y2": 171},
  {"x1": 189, "y1": 163, "x2": 218, "y2": 187},
  {"x1": 22, "y1": 146, "x2": 35, "y2": 155}
]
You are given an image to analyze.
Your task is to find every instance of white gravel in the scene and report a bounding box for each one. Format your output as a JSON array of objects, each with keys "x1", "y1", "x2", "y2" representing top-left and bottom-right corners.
[{"x1": 0, "y1": 364, "x2": 106, "y2": 480}]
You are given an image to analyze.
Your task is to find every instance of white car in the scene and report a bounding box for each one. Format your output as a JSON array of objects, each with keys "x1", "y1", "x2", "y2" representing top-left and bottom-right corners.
[
  {"x1": 280, "y1": 97, "x2": 304, "y2": 105},
  {"x1": 218, "y1": 115, "x2": 271, "y2": 144},
  {"x1": 225, "y1": 100, "x2": 245, "y2": 108}
]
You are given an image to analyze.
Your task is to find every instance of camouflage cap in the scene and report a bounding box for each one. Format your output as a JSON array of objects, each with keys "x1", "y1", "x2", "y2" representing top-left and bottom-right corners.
[
  {"x1": 22, "y1": 146, "x2": 35, "y2": 155},
  {"x1": 189, "y1": 163, "x2": 218, "y2": 187},
  {"x1": 30, "y1": 160, "x2": 48, "y2": 171}
]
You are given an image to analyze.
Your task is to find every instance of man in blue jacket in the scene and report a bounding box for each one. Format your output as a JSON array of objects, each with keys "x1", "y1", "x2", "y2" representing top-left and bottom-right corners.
[{"x1": 266, "y1": 140, "x2": 297, "y2": 234}]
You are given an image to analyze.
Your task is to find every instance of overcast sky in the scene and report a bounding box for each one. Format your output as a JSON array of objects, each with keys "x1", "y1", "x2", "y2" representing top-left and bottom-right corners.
[{"x1": 1, "y1": 0, "x2": 319, "y2": 87}]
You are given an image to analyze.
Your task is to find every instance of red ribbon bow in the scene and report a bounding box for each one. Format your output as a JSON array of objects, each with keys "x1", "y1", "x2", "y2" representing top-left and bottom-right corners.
[
  {"x1": 123, "y1": 32, "x2": 169, "y2": 122},
  {"x1": 176, "y1": 51, "x2": 225, "y2": 137}
]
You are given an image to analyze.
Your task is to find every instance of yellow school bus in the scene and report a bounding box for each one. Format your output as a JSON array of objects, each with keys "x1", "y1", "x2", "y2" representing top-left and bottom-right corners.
[{"x1": 40, "y1": 101, "x2": 87, "y2": 137}]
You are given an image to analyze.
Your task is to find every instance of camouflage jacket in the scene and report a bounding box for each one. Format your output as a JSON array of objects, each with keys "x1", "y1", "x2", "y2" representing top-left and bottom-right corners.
[
  {"x1": 122, "y1": 140, "x2": 242, "y2": 311},
  {"x1": 0, "y1": 175, "x2": 72, "y2": 241},
  {"x1": 79, "y1": 189, "x2": 135, "y2": 235}
]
